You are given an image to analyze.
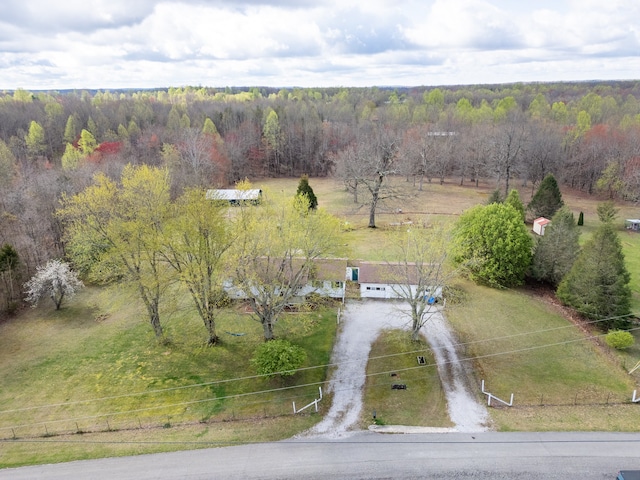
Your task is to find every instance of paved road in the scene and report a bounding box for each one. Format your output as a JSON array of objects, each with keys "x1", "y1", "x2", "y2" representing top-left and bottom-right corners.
[{"x1": 2, "y1": 431, "x2": 639, "y2": 479}]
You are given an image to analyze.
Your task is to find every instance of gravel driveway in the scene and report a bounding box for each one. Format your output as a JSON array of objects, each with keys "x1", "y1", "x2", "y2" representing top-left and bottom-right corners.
[{"x1": 304, "y1": 299, "x2": 489, "y2": 438}]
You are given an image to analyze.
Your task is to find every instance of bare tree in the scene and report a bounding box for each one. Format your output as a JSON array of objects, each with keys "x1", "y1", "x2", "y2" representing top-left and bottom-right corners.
[
  {"x1": 231, "y1": 192, "x2": 341, "y2": 340},
  {"x1": 398, "y1": 125, "x2": 436, "y2": 190},
  {"x1": 334, "y1": 123, "x2": 402, "y2": 228},
  {"x1": 384, "y1": 225, "x2": 453, "y2": 341},
  {"x1": 489, "y1": 113, "x2": 528, "y2": 197},
  {"x1": 521, "y1": 120, "x2": 563, "y2": 195}
]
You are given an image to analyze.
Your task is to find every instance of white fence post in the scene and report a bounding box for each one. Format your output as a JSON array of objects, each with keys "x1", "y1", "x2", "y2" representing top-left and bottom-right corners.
[
  {"x1": 293, "y1": 387, "x2": 324, "y2": 414},
  {"x1": 481, "y1": 379, "x2": 514, "y2": 407}
]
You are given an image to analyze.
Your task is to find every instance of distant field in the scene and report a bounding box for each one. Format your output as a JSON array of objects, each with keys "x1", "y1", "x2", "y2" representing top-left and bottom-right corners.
[{"x1": 1, "y1": 176, "x2": 639, "y2": 467}]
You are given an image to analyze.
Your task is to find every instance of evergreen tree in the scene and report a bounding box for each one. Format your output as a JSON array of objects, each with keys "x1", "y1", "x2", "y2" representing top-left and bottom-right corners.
[
  {"x1": 61, "y1": 143, "x2": 82, "y2": 170},
  {"x1": 596, "y1": 200, "x2": 619, "y2": 224},
  {"x1": 63, "y1": 115, "x2": 79, "y2": 144},
  {"x1": 295, "y1": 175, "x2": 318, "y2": 210},
  {"x1": 505, "y1": 189, "x2": 525, "y2": 222},
  {"x1": 486, "y1": 189, "x2": 503, "y2": 205},
  {"x1": 202, "y1": 117, "x2": 219, "y2": 136},
  {"x1": 0, "y1": 140, "x2": 16, "y2": 187},
  {"x1": 0, "y1": 243, "x2": 20, "y2": 310},
  {"x1": 531, "y1": 207, "x2": 580, "y2": 285},
  {"x1": 78, "y1": 129, "x2": 97, "y2": 156},
  {"x1": 528, "y1": 173, "x2": 564, "y2": 219},
  {"x1": 556, "y1": 223, "x2": 631, "y2": 330}
]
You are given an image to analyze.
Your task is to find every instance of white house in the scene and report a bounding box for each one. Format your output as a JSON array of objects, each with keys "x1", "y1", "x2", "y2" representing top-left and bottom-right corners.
[
  {"x1": 533, "y1": 217, "x2": 551, "y2": 236},
  {"x1": 355, "y1": 261, "x2": 442, "y2": 300},
  {"x1": 223, "y1": 257, "x2": 347, "y2": 301}
]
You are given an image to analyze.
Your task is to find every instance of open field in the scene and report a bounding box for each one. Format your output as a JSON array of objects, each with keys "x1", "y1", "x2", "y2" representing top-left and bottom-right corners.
[
  {"x1": 0, "y1": 285, "x2": 336, "y2": 467},
  {"x1": 1, "y1": 176, "x2": 640, "y2": 467}
]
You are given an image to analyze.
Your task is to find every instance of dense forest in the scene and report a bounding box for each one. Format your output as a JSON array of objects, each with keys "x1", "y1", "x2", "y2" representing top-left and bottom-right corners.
[{"x1": 1, "y1": 81, "x2": 640, "y2": 315}]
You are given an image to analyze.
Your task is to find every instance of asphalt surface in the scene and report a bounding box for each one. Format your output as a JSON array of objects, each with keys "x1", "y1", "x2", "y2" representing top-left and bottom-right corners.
[{"x1": 2, "y1": 431, "x2": 639, "y2": 479}]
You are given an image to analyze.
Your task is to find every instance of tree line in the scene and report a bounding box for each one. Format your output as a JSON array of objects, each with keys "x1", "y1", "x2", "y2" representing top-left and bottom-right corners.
[{"x1": 1, "y1": 81, "x2": 640, "y2": 315}]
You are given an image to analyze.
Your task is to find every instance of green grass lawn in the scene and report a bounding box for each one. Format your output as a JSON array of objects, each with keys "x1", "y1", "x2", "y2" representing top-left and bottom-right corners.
[
  {"x1": 361, "y1": 330, "x2": 452, "y2": 429},
  {"x1": 445, "y1": 280, "x2": 640, "y2": 431},
  {"x1": 0, "y1": 285, "x2": 337, "y2": 466}
]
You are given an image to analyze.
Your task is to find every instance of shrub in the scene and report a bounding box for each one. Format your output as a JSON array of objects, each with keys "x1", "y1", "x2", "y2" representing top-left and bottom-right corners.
[
  {"x1": 451, "y1": 203, "x2": 532, "y2": 288},
  {"x1": 605, "y1": 330, "x2": 635, "y2": 350},
  {"x1": 251, "y1": 339, "x2": 307, "y2": 378}
]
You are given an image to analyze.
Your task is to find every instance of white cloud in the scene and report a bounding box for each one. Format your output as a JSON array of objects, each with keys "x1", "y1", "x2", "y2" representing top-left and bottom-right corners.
[
  {"x1": 406, "y1": 0, "x2": 520, "y2": 50},
  {"x1": 1, "y1": 0, "x2": 639, "y2": 89}
]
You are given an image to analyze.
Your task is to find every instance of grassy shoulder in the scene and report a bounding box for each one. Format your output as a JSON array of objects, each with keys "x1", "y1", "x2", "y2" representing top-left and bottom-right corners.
[
  {"x1": 0, "y1": 286, "x2": 337, "y2": 467},
  {"x1": 0, "y1": 416, "x2": 319, "y2": 468},
  {"x1": 360, "y1": 330, "x2": 452, "y2": 429}
]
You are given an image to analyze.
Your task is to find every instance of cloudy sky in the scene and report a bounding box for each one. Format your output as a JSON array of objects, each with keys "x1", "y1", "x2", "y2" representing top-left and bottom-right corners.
[{"x1": 1, "y1": 0, "x2": 639, "y2": 90}]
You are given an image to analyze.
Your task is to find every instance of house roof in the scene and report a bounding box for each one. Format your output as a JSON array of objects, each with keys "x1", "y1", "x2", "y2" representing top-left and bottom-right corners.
[
  {"x1": 355, "y1": 261, "x2": 423, "y2": 285},
  {"x1": 533, "y1": 217, "x2": 551, "y2": 226},
  {"x1": 243, "y1": 257, "x2": 347, "y2": 283},
  {"x1": 206, "y1": 189, "x2": 262, "y2": 201},
  {"x1": 313, "y1": 258, "x2": 348, "y2": 281}
]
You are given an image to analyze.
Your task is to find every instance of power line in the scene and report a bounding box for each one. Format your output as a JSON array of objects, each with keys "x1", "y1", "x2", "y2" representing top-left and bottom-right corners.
[
  {"x1": 2, "y1": 323, "x2": 638, "y2": 433},
  {"x1": 0, "y1": 312, "x2": 636, "y2": 417}
]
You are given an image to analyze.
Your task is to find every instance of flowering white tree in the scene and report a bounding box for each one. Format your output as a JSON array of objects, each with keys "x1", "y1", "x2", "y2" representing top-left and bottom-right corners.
[{"x1": 24, "y1": 259, "x2": 84, "y2": 310}]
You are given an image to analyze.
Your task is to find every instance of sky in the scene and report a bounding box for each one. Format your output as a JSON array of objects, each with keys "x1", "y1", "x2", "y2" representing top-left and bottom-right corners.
[{"x1": 1, "y1": 0, "x2": 639, "y2": 90}]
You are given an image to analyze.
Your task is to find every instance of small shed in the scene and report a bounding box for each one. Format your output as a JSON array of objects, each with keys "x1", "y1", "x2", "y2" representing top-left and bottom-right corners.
[
  {"x1": 625, "y1": 219, "x2": 640, "y2": 232},
  {"x1": 206, "y1": 189, "x2": 262, "y2": 205},
  {"x1": 533, "y1": 217, "x2": 551, "y2": 236}
]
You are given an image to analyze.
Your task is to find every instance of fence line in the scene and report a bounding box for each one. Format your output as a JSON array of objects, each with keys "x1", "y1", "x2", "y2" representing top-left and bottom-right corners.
[
  {"x1": 0, "y1": 407, "x2": 313, "y2": 442},
  {"x1": 478, "y1": 381, "x2": 639, "y2": 408}
]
